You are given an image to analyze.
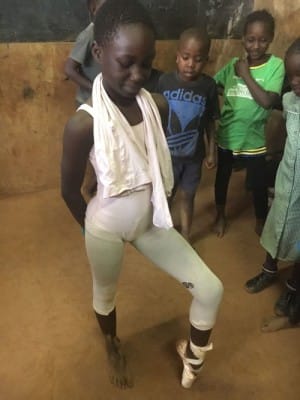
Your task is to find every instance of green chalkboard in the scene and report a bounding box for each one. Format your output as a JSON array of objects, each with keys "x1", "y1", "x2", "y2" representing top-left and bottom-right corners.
[{"x1": 0, "y1": 0, "x2": 89, "y2": 42}]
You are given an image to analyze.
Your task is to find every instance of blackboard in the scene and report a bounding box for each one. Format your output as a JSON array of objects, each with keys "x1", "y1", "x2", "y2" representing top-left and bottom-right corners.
[
  {"x1": 142, "y1": 0, "x2": 254, "y2": 40},
  {"x1": 0, "y1": 0, "x2": 254, "y2": 43},
  {"x1": 0, "y1": 0, "x2": 89, "y2": 42}
]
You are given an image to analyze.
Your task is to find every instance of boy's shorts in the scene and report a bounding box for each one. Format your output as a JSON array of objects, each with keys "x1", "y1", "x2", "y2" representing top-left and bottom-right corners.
[{"x1": 172, "y1": 157, "x2": 203, "y2": 195}]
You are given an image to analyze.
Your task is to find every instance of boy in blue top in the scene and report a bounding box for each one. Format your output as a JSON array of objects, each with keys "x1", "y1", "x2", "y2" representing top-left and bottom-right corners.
[{"x1": 158, "y1": 27, "x2": 220, "y2": 242}]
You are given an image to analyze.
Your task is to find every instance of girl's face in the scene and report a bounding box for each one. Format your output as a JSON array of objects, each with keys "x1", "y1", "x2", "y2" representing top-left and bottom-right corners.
[
  {"x1": 285, "y1": 53, "x2": 300, "y2": 97},
  {"x1": 94, "y1": 23, "x2": 155, "y2": 104},
  {"x1": 176, "y1": 37, "x2": 208, "y2": 82},
  {"x1": 243, "y1": 21, "x2": 273, "y2": 65}
]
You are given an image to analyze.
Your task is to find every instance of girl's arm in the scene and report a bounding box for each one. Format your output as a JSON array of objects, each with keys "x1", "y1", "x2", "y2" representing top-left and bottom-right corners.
[
  {"x1": 61, "y1": 112, "x2": 94, "y2": 228},
  {"x1": 235, "y1": 58, "x2": 280, "y2": 109}
]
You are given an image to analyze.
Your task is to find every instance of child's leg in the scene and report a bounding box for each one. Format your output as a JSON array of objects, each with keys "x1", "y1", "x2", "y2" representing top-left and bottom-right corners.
[
  {"x1": 245, "y1": 252, "x2": 278, "y2": 293},
  {"x1": 168, "y1": 157, "x2": 182, "y2": 212},
  {"x1": 85, "y1": 226, "x2": 133, "y2": 389},
  {"x1": 261, "y1": 263, "x2": 300, "y2": 332},
  {"x1": 214, "y1": 148, "x2": 234, "y2": 237},
  {"x1": 179, "y1": 190, "x2": 195, "y2": 242},
  {"x1": 132, "y1": 227, "x2": 223, "y2": 388},
  {"x1": 245, "y1": 155, "x2": 268, "y2": 235},
  {"x1": 274, "y1": 263, "x2": 299, "y2": 317},
  {"x1": 287, "y1": 263, "x2": 300, "y2": 324},
  {"x1": 178, "y1": 159, "x2": 203, "y2": 242}
]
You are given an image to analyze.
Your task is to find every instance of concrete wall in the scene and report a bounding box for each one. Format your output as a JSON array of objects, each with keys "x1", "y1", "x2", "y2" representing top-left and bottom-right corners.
[{"x1": 1, "y1": 0, "x2": 300, "y2": 194}]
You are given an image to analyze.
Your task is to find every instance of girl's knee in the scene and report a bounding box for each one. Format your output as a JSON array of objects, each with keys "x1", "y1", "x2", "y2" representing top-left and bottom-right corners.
[
  {"x1": 197, "y1": 273, "x2": 224, "y2": 307},
  {"x1": 93, "y1": 299, "x2": 115, "y2": 316},
  {"x1": 93, "y1": 284, "x2": 117, "y2": 315},
  {"x1": 212, "y1": 275, "x2": 224, "y2": 304},
  {"x1": 189, "y1": 275, "x2": 224, "y2": 330}
]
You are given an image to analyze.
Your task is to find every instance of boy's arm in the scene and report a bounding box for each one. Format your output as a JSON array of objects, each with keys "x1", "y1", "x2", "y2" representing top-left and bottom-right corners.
[
  {"x1": 204, "y1": 119, "x2": 217, "y2": 169},
  {"x1": 64, "y1": 24, "x2": 95, "y2": 92},
  {"x1": 217, "y1": 84, "x2": 224, "y2": 96},
  {"x1": 203, "y1": 79, "x2": 220, "y2": 169},
  {"x1": 64, "y1": 58, "x2": 93, "y2": 92},
  {"x1": 235, "y1": 58, "x2": 280, "y2": 109}
]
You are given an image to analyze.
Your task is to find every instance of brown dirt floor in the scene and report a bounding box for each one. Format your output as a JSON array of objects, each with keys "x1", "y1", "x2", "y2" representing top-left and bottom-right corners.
[{"x1": 0, "y1": 168, "x2": 299, "y2": 400}]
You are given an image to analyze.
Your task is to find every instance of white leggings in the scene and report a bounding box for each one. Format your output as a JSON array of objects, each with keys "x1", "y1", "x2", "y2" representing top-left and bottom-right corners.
[{"x1": 85, "y1": 218, "x2": 223, "y2": 331}]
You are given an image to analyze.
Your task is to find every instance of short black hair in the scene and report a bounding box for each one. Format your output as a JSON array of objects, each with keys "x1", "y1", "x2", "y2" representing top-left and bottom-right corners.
[
  {"x1": 243, "y1": 9, "x2": 275, "y2": 38},
  {"x1": 285, "y1": 37, "x2": 300, "y2": 59},
  {"x1": 94, "y1": 0, "x2": 156, "y2": 47},
  {"x1": 179, "y1": 27, "x2": 211, "y2": 55}
]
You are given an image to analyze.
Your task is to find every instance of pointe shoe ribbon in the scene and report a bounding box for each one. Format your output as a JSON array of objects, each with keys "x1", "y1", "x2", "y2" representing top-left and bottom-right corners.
[{"x1": 176, "y1": 340, "x2": 213, "y2": 389}]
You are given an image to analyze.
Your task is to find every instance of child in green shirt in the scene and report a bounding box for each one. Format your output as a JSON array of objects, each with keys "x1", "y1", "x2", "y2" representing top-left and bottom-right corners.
[{"x1": 213, "y1": 9, "x2": 284, "y2": 237}]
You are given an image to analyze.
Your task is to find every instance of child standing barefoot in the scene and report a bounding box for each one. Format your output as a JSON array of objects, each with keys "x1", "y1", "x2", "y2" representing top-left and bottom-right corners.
[
  {"x1": 158, "y1": 28, "x2": 219, "y2": 243},
  {"x1": 213, "y1": 10, "x2": 285, "y2": 237},
  {"x1": 61, "y1": 0, "x2": 223, "y2": 389},
  {"x1": 245, "y1": 38, "x2": 300, "y2": 331}
]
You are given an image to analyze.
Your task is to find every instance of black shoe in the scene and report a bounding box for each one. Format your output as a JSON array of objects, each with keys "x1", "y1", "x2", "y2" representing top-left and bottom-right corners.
[
  {"x1": 288, "y1": 292, "x2": 300, "y2": 325},
  {"x1": 245, "y1": 271, "x2": 277, "y2": 293},
  {"x1": 274, "y1": 289, "x2": 296, "y2": 316}
]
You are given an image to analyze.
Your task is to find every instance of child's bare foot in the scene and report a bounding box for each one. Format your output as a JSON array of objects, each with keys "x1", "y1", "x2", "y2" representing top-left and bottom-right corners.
[
  {"x1": 261, "y1": 315, "x2": 293, "y2": 332},
  {"x1": 104, "y1": 336, "x2": 133, "y2": 389},
  {"x1": 255, "y1": 218, "x2": 265, "y2": 236},
  {"x1": 213, "y1": 215, "x2": 226, "y2": 237}
]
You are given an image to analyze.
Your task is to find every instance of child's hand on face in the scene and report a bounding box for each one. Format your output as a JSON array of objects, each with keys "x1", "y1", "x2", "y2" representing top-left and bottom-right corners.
[{"x1": 234, "y1": 58, "x2": 250, "y2": 79}]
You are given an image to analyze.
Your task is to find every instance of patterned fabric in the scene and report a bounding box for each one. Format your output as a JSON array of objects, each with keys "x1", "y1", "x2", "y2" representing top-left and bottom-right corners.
[
  {"x1": 260, "y1": 92, "x2": 300, "y2": 261},
  {"x1": 158, "y1": 71, "x2": 220, "y2": 159}
]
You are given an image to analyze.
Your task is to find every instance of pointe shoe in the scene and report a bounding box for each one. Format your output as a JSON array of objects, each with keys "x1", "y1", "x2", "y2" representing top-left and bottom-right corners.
[{"x1": 176, "y1": 340, "x2": 204, "y2": 389}]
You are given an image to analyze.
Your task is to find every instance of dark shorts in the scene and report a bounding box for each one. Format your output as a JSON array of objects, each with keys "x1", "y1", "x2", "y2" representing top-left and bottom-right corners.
[{"x1": 172, "y1": 157, "x2": 203, "y2": 195}]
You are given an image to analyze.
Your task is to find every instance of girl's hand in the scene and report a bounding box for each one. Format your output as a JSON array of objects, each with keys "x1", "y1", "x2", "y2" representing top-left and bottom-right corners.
[{"x1": 234, "y1": 58, "x2": 250, "y2": 79}]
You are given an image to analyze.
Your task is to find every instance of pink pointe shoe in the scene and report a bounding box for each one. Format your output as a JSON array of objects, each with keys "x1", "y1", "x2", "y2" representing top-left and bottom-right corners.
[
  {"x1": 176, "y1": 339, "x2": 212, "y2": 389},
  {"x1": 176, "y1": 340, "x2": 203, "y2": 388}
]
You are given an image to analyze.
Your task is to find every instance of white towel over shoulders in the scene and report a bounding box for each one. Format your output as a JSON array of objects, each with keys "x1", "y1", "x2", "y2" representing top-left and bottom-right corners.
[{"x1": 91, "y1": 73, "x2": 174, "y2": 229}]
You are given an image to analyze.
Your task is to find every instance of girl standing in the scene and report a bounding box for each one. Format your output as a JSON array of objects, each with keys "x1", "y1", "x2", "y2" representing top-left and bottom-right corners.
[
  {"x1": 214, "y1": 10, "x2": 285, "y2": 237},
  {"x1": 61, "y1": 0, "x2": 223, "y2": 389},
  {"x1": 245, "y1": 38, "x2": 300, "y2": 331}
]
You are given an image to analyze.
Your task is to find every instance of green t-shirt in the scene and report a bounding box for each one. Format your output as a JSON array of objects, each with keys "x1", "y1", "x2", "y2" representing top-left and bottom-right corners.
[{"x1": 214, "y1": 55, "x2": 284, "y2": 154}]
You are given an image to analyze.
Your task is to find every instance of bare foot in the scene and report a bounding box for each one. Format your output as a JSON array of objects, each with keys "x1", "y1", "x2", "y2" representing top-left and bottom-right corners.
[
  {"x1": 213, "y1": 215, "x2": 226, "y2": 238},
  {"x1": 255, "y1": 219, "x2": 265, "y2": 236},
  {"x1": 104, "y1": 336, "x2": 133, "y2": 389},
  {"x1": 261, "y1": 315, "x2": 293, "y2": 332}
]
